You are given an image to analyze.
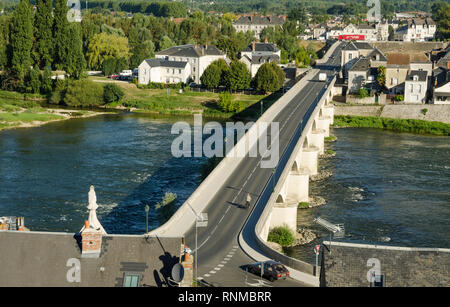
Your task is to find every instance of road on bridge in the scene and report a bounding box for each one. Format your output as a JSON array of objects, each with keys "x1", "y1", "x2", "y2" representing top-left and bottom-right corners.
[{"x1": 185, "y1": 43, "x2": 344, "y2": 287}]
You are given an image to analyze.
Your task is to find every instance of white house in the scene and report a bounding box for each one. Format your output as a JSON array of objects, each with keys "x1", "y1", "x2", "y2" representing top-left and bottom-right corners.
[
  {"x1": 433, "y1": 68, "x2": 450, "y2": 104},
  {"x1": 232, "y1": 15, "x2": 285, "y2": 38},
  {"x1": 240, "y1": 42, "x2": 281, "y2": 77},
  {"x1": 138, "y1": 59, "x2": 191, "y2": 85},
  {"x1": 404, "y1": 70, "x2": 428, "y2": 104},
  {"x1": 155, "y1": 44, "x2": 226, "y2": 84},
  {"x1": 394, "y1": 18, "x2": 436, "y2": 42}
]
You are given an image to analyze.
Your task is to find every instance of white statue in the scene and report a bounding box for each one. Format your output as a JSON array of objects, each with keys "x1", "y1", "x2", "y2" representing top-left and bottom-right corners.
[{"x1": 80, "y1": 185, "x2": 107, "y2": 235}]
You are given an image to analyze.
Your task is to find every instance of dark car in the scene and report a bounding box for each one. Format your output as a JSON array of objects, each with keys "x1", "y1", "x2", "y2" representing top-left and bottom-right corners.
[{"x1": 247, "y1": 260, "x2": 289, "y2": 282}]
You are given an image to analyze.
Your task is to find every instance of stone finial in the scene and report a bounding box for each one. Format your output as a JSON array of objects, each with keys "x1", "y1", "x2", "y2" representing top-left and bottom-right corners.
[{"x1": 80, "y1": 185, "x2": 107, "y2": 235}]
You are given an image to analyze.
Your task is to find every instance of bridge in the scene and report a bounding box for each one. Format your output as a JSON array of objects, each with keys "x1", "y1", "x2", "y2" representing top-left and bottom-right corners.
[{"x1": 148, "y1": 41, "x2": 344, "y2": 287}]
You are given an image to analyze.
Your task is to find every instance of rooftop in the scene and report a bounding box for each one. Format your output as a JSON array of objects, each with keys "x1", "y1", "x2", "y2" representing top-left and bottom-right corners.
[
  {"x1": 144, "y1": 59, "x2": 188, "y2": 68},
  {"x1": 233, "y1": 15, "x2": 285, "y2": 25},
  {"x1": 156, "y1": 44, "x2": 224, "y2": 58},
  {"x1": 406, "y1": 70, "x2": 428, "y2": 82},
  {"x1": 243, "y1": 42, "x2": 280, "y2": 53},
  {"x1": 387, "y1": 53, "x2": 410, "y2": 66},
  {"x1": 349, "y1": 57, "x2": 370, "y2": 72}
]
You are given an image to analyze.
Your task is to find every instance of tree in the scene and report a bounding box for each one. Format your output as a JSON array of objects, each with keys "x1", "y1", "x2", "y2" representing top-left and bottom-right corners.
[
  {"x1": 53, "y1": 0, "x2": 70, "y2": 70},
  {"x1": 253, "y1": 62, "x2": 284, "y2": 93},
  {"x1": 65, "y1": 23, "x2": 86, "y2": 79},
  {"x1": 26, "y1": 66, "x2": 41, "y2": 94},
  {"x1": 158, "y1": 35, "x2": 175, "y2": 51},
  {"x1": 86, "y1": 33, "x2": 130, "y2": 70},
  {"x1": 224, "y1": 61, "x2": 251, "y2": 91},
  {"x1": 200, "y1": 64, "x2": 221, "y2": 89},
  {"x1": 434, "y1": 3, "x2": 450, "y2": 40},
  {"x1": 377, "y1": 66, "x2": 386, "y2": 88},
  {"x1": 103, "y1": 83, "x2": 124, "y2": 103},
  {"x1": 40, "y1": 67, "x2": 53, "y2": 94},
  {"x1": 33, "y1": 0, "x2": 53, "y2": 69},
  {"x1": 9, "y1": 0, "x2": 33, "y2": 82},
  {"x1": 130, "y1": 40, "x2": 155, "y2": 69},
  {"x1": 64, "y1": 79, "x2": 104, "y2": 107}
]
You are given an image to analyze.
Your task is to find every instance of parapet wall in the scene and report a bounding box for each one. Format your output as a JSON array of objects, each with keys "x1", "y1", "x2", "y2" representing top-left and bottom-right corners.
[{"x1": 320, "y1": 241, "x2": 450, "y2": 287}]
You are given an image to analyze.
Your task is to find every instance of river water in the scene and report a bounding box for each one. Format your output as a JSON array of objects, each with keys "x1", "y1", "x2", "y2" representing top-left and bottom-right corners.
[{"x1": 0, "y1": 115, "x2": 448, "y2": 263}]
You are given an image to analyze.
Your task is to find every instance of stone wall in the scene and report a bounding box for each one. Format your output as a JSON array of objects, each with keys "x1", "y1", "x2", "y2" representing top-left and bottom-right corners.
[
  {"x1": 334, "y1": 104, "x2": 450, "y2": 124},
  {"x1": 320, "y1": 241, "x2": 450, "y2": 287}
]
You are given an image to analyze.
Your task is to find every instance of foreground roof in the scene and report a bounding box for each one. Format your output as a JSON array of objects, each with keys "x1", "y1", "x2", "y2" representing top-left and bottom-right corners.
[
  {"x1": 145, "y1": 59, "x2": 188, "y2": 68},
  {"x1": 243, "y1": 42, "x2": 280, "y2": 53}
]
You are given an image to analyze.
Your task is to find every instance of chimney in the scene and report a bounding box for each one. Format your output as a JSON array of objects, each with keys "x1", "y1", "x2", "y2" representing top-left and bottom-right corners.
[
  {"x1": 81, "y1": 220, "x2": 102, "y2": 258},
  {"x1": 447, "y1": 61, "x2": 450, "y2": 70},
  {"x1": 252, "y1": 41, "x2": 255, "y2": 51}
]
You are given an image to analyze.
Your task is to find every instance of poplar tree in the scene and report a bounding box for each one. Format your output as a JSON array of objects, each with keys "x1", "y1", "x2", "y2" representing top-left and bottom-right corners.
[
  {"x1": 10, "y1": 0, "x2": 33, "y2": 81},
  {"x1": 34, "y1": 0, "x2": 54, "y2": 69},
  {"x1": 53, "y1": 0, "x2": 70, "y2": 70},
  {"x1": 65, "y1": 23, "x2": 86, "y2": 79}
]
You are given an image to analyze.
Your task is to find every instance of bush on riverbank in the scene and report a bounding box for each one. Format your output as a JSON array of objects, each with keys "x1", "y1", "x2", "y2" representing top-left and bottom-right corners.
[
  {"x1": 268, "y1": 225, "x2": 295, "y2": 247},
  {"x1": 64, "y1": 79, "x2": 104, "y2": 107},
  {"x1": 333, "y1": 115, "x2": 450, "y2": 136},
  {"x1": 155, "y1": 192, "x2": 178, "y2": 224}
]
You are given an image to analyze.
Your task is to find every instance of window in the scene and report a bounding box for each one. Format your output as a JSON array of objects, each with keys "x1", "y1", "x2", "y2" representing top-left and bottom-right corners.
[
  {"x1": 123, "y1": 273, "x2": 140, "y2": 287},
  {"x1": 410, "y1": 84, "x2": 414, "y2": 93},
  {"x1": 178, "y1": 69, "x2": 182, "y2": 74},
  {"x1": 418, "y1": 84, "x2": 422, "y2": 93},
  {"x1": 392, "y1": 78, "x2": 398, "y2": 85},
  {"x1": 349, "y1": 53, "x2": 353, "y2": 60},
  {"x1": 167, "y1": 69, "x2": 170, "y2": 73}
]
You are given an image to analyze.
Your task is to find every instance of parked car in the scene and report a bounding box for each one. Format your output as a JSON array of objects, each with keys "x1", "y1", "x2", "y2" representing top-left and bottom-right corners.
[
  {"x1": 247, "y1": 260, "x2": 289, "y2": 282},
  {"x1": 108, "y1": 74, "x2": 118, "y2": 79}
]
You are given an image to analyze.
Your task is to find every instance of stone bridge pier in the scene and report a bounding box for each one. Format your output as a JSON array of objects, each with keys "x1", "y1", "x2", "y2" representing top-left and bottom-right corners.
[{"x1": 262, "y1": 101, "x2": 335, "y2": 240}]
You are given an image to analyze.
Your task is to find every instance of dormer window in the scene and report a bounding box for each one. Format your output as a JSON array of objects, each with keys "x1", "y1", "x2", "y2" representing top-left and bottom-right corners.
[{"x1": 413, "y1": 75, "x2": 419, "y2": 81}]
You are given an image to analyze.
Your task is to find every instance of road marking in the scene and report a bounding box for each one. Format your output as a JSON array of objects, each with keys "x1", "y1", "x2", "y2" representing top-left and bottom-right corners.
[
  {"x1": 224, "y1": 257, "x2": 231, "y2": 261},
  {"x1": 197, "y1": 277, "x2": 203, "y2": 280},
  {"x1": 221, "y1": 261, "x2": 227, "y2": 264},
  {"x1": 204, "y1": 274, "x2": 210, "y2": 277},
  {"x1": 214, "y1": 267, "x2": 221, "y2": 271},
  {"x1": 218, "y1": 264, "x2": 224, "y2": 267},
  {"x1": 209, "y1": 270, "x2": 216, "y2": 274}
]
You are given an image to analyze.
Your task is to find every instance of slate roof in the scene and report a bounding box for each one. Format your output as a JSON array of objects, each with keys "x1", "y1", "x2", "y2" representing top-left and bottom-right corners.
[
  {"x1": 349, "y1": 57, "x2": 370, "y2": 72},
  {"x1": 145, "y1": 59, "x2": 188, "y2": 69},
  {"x1": 156, "y1": 44, "x2": 224, "y2": 58},
  {"x1": 354, "y1": 42, "x2": 373, "y2": 50},
  {"x1": 0, "y1": 231, "x2": 182, "y2": 287},
  {"x1": 233, "y1": 15, "x2": 285, "y2": 25},
  {"x1": 342, "y1": 41, "x2": 358, "y2": 51},
  {"x1": 368, "y1": 48, "x2": 387, "y2": 62},
  {"x1": 251, "y1": 55, "x2": 280, "y2": 64},
  {"x1": 243, "y1": 42, "x2": 280, "y2": 53},
  {"x1": 409, "y1": 53, "x2": 431, "y2": 63},
  {"x1": 406, "y1": 70, "x2": 428, "y2": 82}
]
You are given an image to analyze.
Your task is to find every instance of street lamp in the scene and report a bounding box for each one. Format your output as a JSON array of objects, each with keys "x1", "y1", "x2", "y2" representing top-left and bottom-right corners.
[{"x1": 144, "y1": 204, "x2": 149, "y2": 234}]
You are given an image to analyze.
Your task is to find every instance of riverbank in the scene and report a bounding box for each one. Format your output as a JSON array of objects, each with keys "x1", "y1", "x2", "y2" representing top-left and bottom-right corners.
[
  {"x1": 333, "y1": 115, "x2": 450, "y2": 136},
  {"x1": 91, "y1": 76, "x2": 279, "y2": 120},
  {"x1": 0, "y1": 93, "x2": 109, "y2": 132},
  {"x1": 334, "y1": 104, "x2": 450, "y2": 124}
]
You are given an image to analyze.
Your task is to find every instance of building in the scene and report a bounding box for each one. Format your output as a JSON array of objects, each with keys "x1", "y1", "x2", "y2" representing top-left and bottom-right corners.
[
  {"x1": 386, "y1": 53, "x2": 411, "y2": 94},
  {"x1": 233, "y1": 15, "x2": 285, "y2": 38},
  {"x1": 394, "y1": 18, "x2": 436, "y2": 42},
  {"x1": 240, "y1": 42, "x2": 281, "y2": 77},
  {"x1": 155, "y1": 44, "x2": 226, "y2": 84},
  {"x1": 348, "y1": 57, "x2": 371, "y2": 94},
  {"x1": 327, "y1": 23, "x2": 385, "y2": 41},
  {"x1": 138, "y1": 59, "x2": 191, "y2": 85},
  {"x1": 404, "y1": 70, "x2": 428, "y2": 103},
  {"x1": 0, "y1": 187, "x2": 187, "y2": 287},
  {"x1": 432, "y1": 67, "x2": 450, "y2": 104}
]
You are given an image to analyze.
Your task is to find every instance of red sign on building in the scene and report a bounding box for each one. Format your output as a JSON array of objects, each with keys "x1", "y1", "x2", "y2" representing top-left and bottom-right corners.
[{"x1": 338, "y1": 35, "x2": 365, "y2": 41}]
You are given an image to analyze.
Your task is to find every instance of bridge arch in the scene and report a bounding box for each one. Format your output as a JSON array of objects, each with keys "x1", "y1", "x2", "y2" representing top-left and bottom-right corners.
[{"x1": 276, "y1": 194, "x2": 285, "y2": 204}]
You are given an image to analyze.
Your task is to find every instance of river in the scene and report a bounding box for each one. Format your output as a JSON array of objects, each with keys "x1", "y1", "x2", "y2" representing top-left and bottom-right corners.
[{"x1": 0, "y1": 115, "x2": 448, "y2": 264}]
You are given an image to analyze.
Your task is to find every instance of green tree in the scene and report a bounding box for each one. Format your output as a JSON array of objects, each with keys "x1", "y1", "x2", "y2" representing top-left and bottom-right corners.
[
  {"x1": 53, "y1": 0, "x2": 70, "y2": 70},
  {"x1": 33, "y1": 0, "x2": 53, "y2": 69},
  {"x1": 434, "y1": 3, "x2": 450, "y2": 40},
  {"x1": 224, "y1": 61, "x2": 251, "y2": 91},
  {"x1": 27, "y1": 66, "x2": 41, "y2": 94},
  {"x1": 130, "y1": 40, "x2": 155, "y2": 69},
  {"x1": 65, "y1": 23, "x2": 86, "y2": 79},
  {"x1": 86, "y1": 32, "x2": 130, "y2": 70},
  {"x1": 64, "y1": 79, "x2": 104, "y2": 107},
  {"x1": 103, "y1": 83, "x2": 124, "y2": 103},
  {"x1": 253, "y1": 62, "x2": 284, "y2": 93},
  {"x1": 10, "y1": 0, "x2": 33, "y2": 82},
  {"x1": 268, "y1": 225, "x2": 295, "y2": 247},
  {"x1": 158, "y1": 35, "x2": 175, "y2": 51},
  {"x1": 200, "y1": 64, "x2": 221, "y2": 89},
  {"x1": 40, "y1": 67, "x2": 53, "y2": 94}
]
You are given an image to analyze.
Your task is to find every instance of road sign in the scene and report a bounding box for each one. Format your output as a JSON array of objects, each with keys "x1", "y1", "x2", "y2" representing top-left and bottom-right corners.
[
  {"x1": 314, "y1": 245, "x2": 320, "y2": 254},
  {"x1": 196, "y1": 213, "x2": 208, "y2": 227}
]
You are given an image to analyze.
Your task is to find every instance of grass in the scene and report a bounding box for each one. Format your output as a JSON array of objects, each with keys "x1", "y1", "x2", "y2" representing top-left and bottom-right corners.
[
  {"x1": 333, "y1": 115, "x2": 450, "y2": 136},
  {"x1": 326, "y1": 149, "x2": 335, "y2": 155},
  {"x1": 298, "y1": 202, "x2": 309, "y2": 209},
  {"x1": 324, "y1": 135, "x2": 337, "y2": 142},
  {"x1": 90, "y1": 77, "x2": 276, "y2": 119}
]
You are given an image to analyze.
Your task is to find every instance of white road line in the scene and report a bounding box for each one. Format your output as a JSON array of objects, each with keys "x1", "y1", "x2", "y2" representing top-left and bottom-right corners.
[
  {"x1": 204, "y1": 274, "x2": 210, "y2": 277},
  {"x1": 224, "y1": 257, "x2": 231, "y2": 261},
  {"x1": 218, "y1": 264, "x2": 224, "y2": 267},
  {"x1": 209, "y1": 270, "x2": 216, "y2": 274},
  {"x1": 214, "y1": 267, "x2": 221, "y2": 271},
  {"x1": 221, "y1": 261, "x2": 227, "y2": 264}
]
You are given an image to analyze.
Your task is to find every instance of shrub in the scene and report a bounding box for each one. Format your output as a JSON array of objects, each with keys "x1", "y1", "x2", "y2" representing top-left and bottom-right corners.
[
  {"x1": 64, "y1": 79, "x2": 104, "y2": 107},
  {"x1": 155, "y1": 192, "x2": 178, "y2": 224},
  {"x1": 393, "y1": 94, "x2": 404, "y2": 102},
  {"x1": 268, "y1": 225, "x2": 295, "y2": 247},
  {"x1": 103, "y1": 83, "x2": 124, "y2": 103},
  {"x1": 217, "y1": 91, "x2": 233, "y2": 112},
  {"x1": 357, "y1": 88, "x2": 369, "y2": 99},
  {"x1": 298, "y1": 202, "x2": 309, "y2": 209},
  {"x1": 421, "y1": 108, "x2": 428, "y2": 115}
]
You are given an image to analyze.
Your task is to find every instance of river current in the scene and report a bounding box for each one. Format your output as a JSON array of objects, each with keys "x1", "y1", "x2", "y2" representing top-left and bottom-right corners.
[{"x1": 0, "y1": 114, "x2": 448, "y2": 264}]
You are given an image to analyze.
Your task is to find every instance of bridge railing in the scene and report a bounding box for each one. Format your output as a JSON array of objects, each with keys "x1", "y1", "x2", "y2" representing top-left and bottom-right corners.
[{"x1": 248, "y1": 74, "x2": 336, "y2": 276}]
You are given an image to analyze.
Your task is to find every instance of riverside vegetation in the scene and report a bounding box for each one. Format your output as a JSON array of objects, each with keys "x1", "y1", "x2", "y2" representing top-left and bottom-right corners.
[{"x1": 333, "y1": 115, "x2": 450, "y2": 136}]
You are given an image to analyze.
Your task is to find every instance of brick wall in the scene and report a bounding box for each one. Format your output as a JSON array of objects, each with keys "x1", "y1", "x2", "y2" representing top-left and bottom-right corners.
[{"x1": 320, "y1": 241, "x2": 450, "y2": 287}]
